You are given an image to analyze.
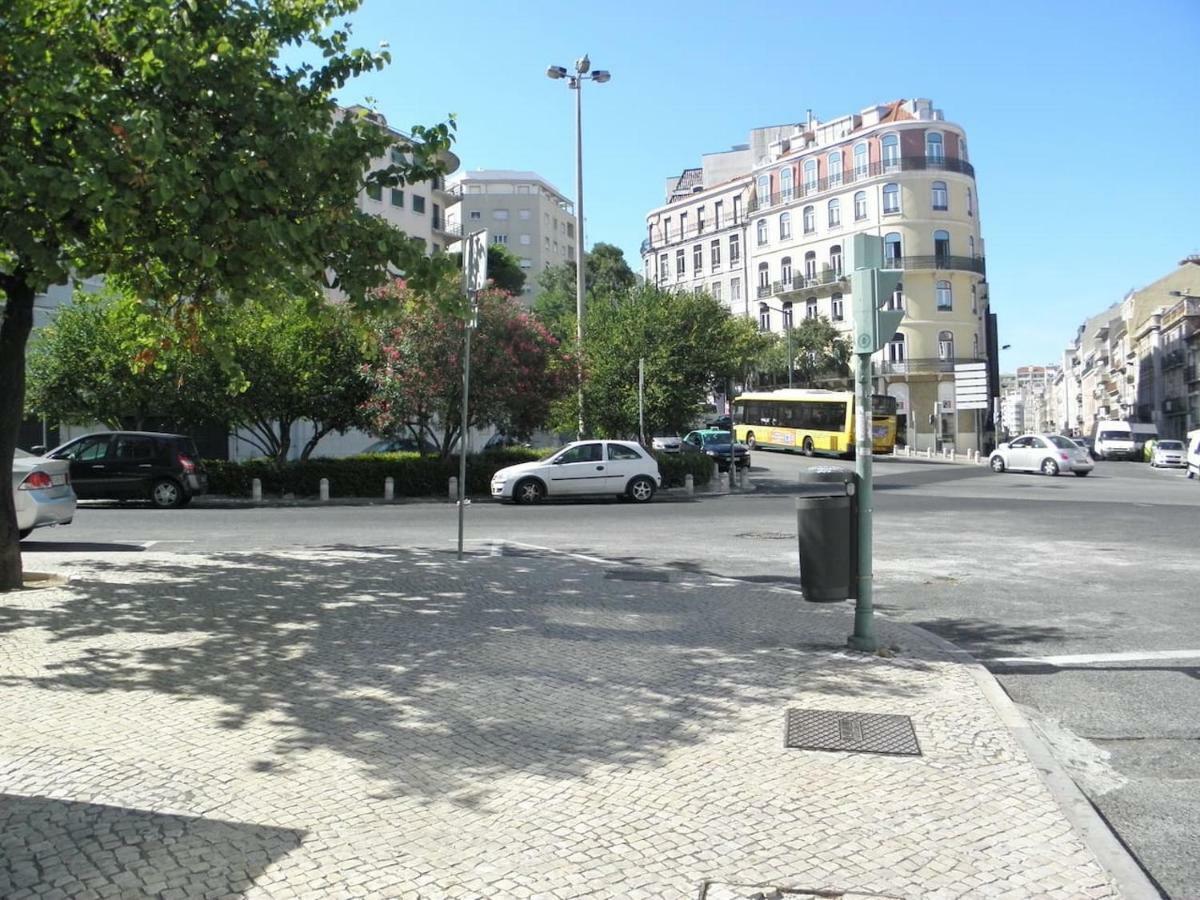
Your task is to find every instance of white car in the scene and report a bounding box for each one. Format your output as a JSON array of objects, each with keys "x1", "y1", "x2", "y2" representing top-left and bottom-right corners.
[
  {"x1": 1150, "y1": 440, "x2": 1186, "y2": 468},
  {"x1": 13, "y1": 449, "x2": 76, "y2": 539},
  {"x1": 491, "y1": 439, "x2": 662, "y2": 504},
  {"x1": 989, "y1": 433, "x2": 1094, "y2": 477}
]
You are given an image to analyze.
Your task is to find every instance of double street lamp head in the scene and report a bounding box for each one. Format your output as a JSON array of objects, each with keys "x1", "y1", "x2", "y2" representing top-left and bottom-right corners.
[{"x1": 546, "y1": 57, "x2": 612, "y2": 87}]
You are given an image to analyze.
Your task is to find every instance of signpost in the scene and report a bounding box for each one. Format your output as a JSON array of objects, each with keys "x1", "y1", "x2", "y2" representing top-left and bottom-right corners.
[
  {"x1": 847, "y1": 234, "x2": 904, "y2": 652},
  {"x1": 458, "y1": 230, "x2": 488, "y2": 561},
  {"x1": 954, "y1": 362, "x2": 989, "y2": 453}
]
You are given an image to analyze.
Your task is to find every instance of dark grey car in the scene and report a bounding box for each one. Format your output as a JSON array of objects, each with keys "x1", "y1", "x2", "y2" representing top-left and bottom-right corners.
[{"x1": 46, "y1": 432, "x2": 209, "y2": 508}]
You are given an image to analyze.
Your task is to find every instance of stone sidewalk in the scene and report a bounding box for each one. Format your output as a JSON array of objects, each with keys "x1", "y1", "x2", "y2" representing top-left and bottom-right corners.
[{"x1": 1, "y1": 545, "x2": 1122, "y2": 899}]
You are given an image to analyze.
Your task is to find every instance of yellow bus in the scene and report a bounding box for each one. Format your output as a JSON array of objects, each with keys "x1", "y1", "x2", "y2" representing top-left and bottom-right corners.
[{"x1": 731, "y1": 389, "x2": 898, "y2": 457}]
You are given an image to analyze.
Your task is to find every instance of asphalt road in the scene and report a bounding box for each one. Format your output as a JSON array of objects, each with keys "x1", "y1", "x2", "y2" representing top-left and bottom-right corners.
[{"x1": 20, "y1": 452, "x2": 1200, "y2": 898}]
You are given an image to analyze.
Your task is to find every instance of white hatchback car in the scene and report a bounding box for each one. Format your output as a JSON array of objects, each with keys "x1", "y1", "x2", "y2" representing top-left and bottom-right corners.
[
  {"x1": 1150, "y1": 440, "x2": 1186, "y2": 468},
  {"x1": 989, "y1": 433, "x2": 1094, "y2": 477},
  {"x1": 491, "y1": 440, "x2": 662, "y2": 504}
]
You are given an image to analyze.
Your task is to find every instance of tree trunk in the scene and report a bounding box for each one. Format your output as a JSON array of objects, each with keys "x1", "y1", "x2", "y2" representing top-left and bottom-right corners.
[
  {"x1": 274, "y1": 419, "x2": 292, "y2": 466},
  {"x1": 299, "y1": 423, "x2": 332, "y2": 462},
  {"x1": 0, "y1": 275, "x2": 36, "y2": 591}
]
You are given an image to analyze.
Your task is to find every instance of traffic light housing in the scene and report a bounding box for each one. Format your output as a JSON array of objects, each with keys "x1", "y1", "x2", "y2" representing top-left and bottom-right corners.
[{"x1": 850, "y1": 234, "x2": 905, "y2": 355}]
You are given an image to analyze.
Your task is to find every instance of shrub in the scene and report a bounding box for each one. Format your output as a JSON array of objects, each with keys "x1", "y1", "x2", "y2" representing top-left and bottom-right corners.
[{"x1": 652, "y1": 450, "x2": 714, "y2": 488}]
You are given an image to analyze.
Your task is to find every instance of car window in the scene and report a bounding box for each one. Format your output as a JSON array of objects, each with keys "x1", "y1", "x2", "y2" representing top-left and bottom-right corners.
[
  {"x1": 683, "y1": 433, "x2": 701, "y2": 445},
  {"x1": 1047, "y1": 435, "x2": 1076, "y2": 450},
  {"x1": 1009, "y1": 437, "x2": 1028, "y2": 448},
  {"x1": 61, "y1": 436, "x2": 112, "y2": 461},
  {"x1": 115, "y1": 436, "x2": 157, "y2": 461},
  {"x1": 555, "y1": 442, "x2": 603, "y2": 464},
  {"x1": 1156, "y1": 441, "x2": 1183, "y2": 450},
  {"x1": 607, "y1": 443, "x2": 643, "y2": 461},
  {"x1": 1099, "y1": 431, "x2": 1128, "y2": 441}
]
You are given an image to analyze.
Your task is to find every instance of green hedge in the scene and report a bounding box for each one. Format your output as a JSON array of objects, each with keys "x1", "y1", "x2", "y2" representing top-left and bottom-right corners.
[
  {"x1": 204, "y1": 448, "x2": 545, "y2": 499},
  {"x1": 652, "y1": 450, "x2": 714, "y2": 488}
]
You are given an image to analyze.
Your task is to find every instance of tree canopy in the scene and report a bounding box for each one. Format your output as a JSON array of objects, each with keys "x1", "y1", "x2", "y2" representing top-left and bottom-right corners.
[{"x1": 532, "y1": 242, "x2": 638, "y2": 340}]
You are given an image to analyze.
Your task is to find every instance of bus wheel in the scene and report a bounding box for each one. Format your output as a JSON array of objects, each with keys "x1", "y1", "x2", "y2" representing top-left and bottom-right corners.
[
  {"x1": 803, "y1": 437, "x2": 814, "y2": 457},
  {"x1": 745, "y1": 432, "x2": 756, "y2": 450}
]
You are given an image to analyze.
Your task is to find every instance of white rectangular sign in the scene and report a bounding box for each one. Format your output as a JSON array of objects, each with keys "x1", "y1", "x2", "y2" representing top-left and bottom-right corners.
[
  {"x1": 957, "y1": 399, "x2": 990, "y2": 410},
  {"x1": 464, "y1": 229, "x2": 489, "y2": 295}
]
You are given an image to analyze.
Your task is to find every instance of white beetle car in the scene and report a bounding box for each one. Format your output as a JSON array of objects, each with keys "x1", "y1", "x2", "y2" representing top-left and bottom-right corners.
[
  {"x1": 491, "y1": 440, "x2": 662, "y2": 504},
  {"x1": 989, "y1": 433, "x2": 1094, "y2": 477}
]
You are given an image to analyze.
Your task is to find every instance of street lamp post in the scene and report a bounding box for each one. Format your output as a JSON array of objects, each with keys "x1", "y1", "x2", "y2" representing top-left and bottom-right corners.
[
  {"x1": 547, "y1": 55, "x2": 610, "y2": 440},
  {"x1": 758, "y1": 300, "x2": 796, "y2": 388}
]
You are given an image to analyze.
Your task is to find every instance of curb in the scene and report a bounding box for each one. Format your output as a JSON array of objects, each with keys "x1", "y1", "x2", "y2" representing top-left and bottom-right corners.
[{"x1": 895, "y1": 623, "x2": 1162, "y2": 900}]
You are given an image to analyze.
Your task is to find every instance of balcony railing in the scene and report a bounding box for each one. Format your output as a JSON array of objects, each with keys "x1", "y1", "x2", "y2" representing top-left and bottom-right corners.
[
  {"x1": 883, "y1": 254, "x2": 987, "y2": 276},
  {"x1": 1187, "y1": 365, "x2": 1199, "y2": 384},
  {"x1": 746, "y1": 155, "x2": 975, "y2": 214},
  {"x1": 434, "y1": 217, "x2": 460, "y2": 236},
  {"x1": 641, "y1": 216, "x2": 745, "y2": 255},
  {"x1": 873, "y1": 356, "x2": 986, "y2": 376}
]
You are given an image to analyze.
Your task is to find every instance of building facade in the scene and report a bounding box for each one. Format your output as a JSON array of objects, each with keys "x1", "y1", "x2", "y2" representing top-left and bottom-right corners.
[
  {"x1": 444, "y1": 170, "x2": 577, "y2": 302},
  {"x1": 642, "y1": 98, "x2": 993, "y2": 452},
  {"x1": 999, "y1": 366, "x2": 1059, "y2": 437}
]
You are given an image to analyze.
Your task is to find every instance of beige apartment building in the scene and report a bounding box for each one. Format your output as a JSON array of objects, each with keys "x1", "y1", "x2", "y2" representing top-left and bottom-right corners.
[
  {"x1": 444, "y1": 170, "x2": 577, "y2": 301},
  {"x1": 643, "y1": 98, "x2": 995, "y2": 452}
]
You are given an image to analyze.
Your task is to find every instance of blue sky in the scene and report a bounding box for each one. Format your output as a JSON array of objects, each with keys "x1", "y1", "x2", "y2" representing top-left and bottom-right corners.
[{"x1": 320, "y1": 0, "x2": 1200, "y2": 371}]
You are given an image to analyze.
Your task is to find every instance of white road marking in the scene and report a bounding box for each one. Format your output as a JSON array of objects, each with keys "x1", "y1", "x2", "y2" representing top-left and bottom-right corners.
[
  {"x1": 136, "y1": 540, "x2": 196, "y2": 548},
  {"x1": 481, "y1": 539, "x2": 620, "y2": 568},
  {"x1": 990, "y1": 649, "x2": 1200, "y2": 667}
]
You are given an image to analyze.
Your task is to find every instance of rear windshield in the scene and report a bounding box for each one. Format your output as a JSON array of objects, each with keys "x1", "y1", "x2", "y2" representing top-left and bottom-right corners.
[
  {"x1": 1047, "y1": 435, "x2": 1078, "y2": 450},
  {"x1": 1156, "y1": 441, "x2": 1183, "y2": 450},
  {"x1": 1099, "y1": 431, "x2": 1131, "y2": 442}
]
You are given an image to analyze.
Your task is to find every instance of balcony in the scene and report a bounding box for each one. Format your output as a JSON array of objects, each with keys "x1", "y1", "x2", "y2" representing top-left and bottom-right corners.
[
  {"x1": 746, "y1": 155, "x2": 976, "y2": 214},
  {"x1": 873, "y1": 356, "x2": 986, "y2": 376},
  {"x1": 1187, "y1": 365, "x2": 1199, "y2": 384},
  {"x1": 1162, "y1": 348, "x2": 1185, "y2": 370},
  {"x1": 433, "y1": 216, "x2": 460, "y2": 237},
  {"x1": 884, "y1": 254, "x2": 987, "y2": 276},
  {"x1": 641, "y1": 216, "x2": 744, "y2": 255}
]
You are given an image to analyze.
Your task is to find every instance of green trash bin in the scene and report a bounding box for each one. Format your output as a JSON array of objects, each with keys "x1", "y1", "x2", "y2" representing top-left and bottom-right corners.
[{"x1": 795, "y1": 467, "x2": 857, "y2": 603}]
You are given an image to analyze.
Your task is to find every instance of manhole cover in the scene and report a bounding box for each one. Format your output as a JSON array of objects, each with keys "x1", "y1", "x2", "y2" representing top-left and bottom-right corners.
[
  {"x1": 604, "y1": 568, "x2": 669, "y2": 582},
  {"x1": 784, "y1": 708, "x2": 920, "y2": 756}
]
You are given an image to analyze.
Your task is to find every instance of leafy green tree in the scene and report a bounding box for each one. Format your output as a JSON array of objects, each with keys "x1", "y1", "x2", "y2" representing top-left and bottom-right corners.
[
  {"x1": 532, "y1": 242, "x2": 637, "y2": 340},
  {"x1": 586, "y1": 243, "x2": 637, "y2": 297},
  {"x1": 363, "y1": 276, "x2": 574, "y2": 458},
  {"x1": 750, "y1": 316, "x2": 851, "y2": 388},
  {"x1": 451, "y1": 244, "x2": 526, "y2": 296},
  {"x1": 0, "y1": 0, "x2": 455, "y2": 588}
]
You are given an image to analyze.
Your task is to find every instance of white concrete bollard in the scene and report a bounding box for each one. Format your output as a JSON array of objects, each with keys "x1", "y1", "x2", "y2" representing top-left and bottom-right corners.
[
  {"x1": 448, "y1": 476, "x2": 458, "y2": 501},
  {"x1": 737, "y1": 466, "x2": 746, "y2": 489},
  {"x1": 384, "y1": 476, "x2": 394, "y2": 501},
  {"x1": 926, "y1": 447, "x2": 933, "y2": 459},
  {"x1": 685, "y1": 474, "x2": 694, "y2": 496},
  {"x1": 319, "y1": 478, "x2": 330, "y2": 502},
  {"x1": 251, "y1": 478, "x2": 262, "y2": 503}
]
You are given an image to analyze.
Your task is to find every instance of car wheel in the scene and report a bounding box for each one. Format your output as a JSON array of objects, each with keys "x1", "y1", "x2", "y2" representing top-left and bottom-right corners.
[
  {"x1": 990, "y1": 455, "x2": 1006, "y2": 473},
  {"x1": 18, "y1": 528, "x2": 33, "y2": 540},
  {"x1": 513, "y1": 478, "x2": 545, "y2": 505},
  {"x1": 151, "y1": 478, "x2": 185, "y2": 509},
  {"x1": 802, "y1": 437, "x2": 814, "y2": 457},
  {"x1": 745, "y1": 432, "x2": 756, "y2": 450},
  {"x1": 1074, "y1": 470, "x2": 1090, "y2": 477},
  {"x1": 1041, "y1": 458, "x2": 1059, "y2": 477},
  {"x1": 627, "y1": 476, "x2": 656, "y2": 503}
]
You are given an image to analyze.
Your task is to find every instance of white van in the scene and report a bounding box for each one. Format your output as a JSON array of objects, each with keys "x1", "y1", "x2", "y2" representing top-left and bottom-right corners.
[
  {"x1": 1093, "y1": 420, "x2": 1137, "y2": 460},
  {"x1": 1188, "y1": 428, "x2": 1200, "y2": 480}
]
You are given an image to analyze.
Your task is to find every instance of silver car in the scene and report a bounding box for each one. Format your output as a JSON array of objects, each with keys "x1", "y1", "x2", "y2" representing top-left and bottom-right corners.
[
  {"x1": 13, "y1": 449, "x2": 77, "y2": 539},
  {"x1": 1150, "y1": 440, "x2": 1185, "y2": 468},
  {"x1": 989, "y1": 433, "x2": 1094, "y2": 477}
]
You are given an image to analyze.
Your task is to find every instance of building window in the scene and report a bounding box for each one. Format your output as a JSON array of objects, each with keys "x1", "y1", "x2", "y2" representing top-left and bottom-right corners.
[
  {"x1": 680, "y1": 211, "x2": 688, "y2": 237},
  {"x1": 831, "y1": 292, "x2": 844, "y2": 321},
  {"x1": 519, "y1": 208, "x2": 531, "y2": 220},
  {"x1": 733, "y1": 196, "x2": 742, "y2": 221},
  {"x1": 969, "y1": 235, "x2": 976, "y2": 258},
  {"x1": 412, "y1": 195, "x2": 426, "y2": 214},
  {"x1": 782, "y1": 301, "x2": 794, "y2": 329},
  {"x1": 934, "y1": 230, "x2": 950, "y2": 263},
  {"x1": 967, "y1": 188, "x2": 974, "y2": 216},
  {"x1": 756, "y1": 218, "x2": 768, "y2": 246},
  {"x1": 804, "y1": 250, "x2": 817, "y2": 282},
  {"x1": 886, "y1": 282, "x2": 904, "y2": 311},
  {"x1": 730, "y1": 233, "x2": 740, "y2": 263},
  {"x1": 961, "y1": 138, "x2": 969, "y2": 162},
  {"x1": 757, "y1": 175, "x2": 770, "y2": 207},
  {"x1": 676, "y1": 249, "x2": 686, "y2": 275},
  {"x1": 936, "y1": 280, "x2": 953, "y2": 311},
  {"x1": 520, "y1": 257, "x2": 532, "y2": 269},
  {"x1": 803, "y1": 158, "x2": 818, "y2": 193},
  {"x1": 759, "y1": 303, "x2": 771, "y2": 331},
  {"x1": 658, "y1": 253, "x2": 668, "y2": 282},
  {"x1": 664, "y1": 216, "x2": 672, "y2": 239},
  {"x1": 830, "y1": 244, "x2": 843, "y2": 277},
  {"x1": 887, "y1": 332, "x2": 907, "y2": 363},
  {"x1": 697, "y1": 206, "x2": 706, "y2": 233},
  {"x1": 827, "y1": 198, "x2": 841, "y2": 227},
  {"x1": 781, "y1": 256, "x2": 793, "y2": 285},
  {"x1": 693, "y1": 244, "x2": 703, "y2": 273},
  {"x1": 491, "y1": 234, "x2": 508, "y2": 244},
  {"x1": 803, "y1": 205, "x2": 815, "y2": 233},
  {"x1": 932, "y1": 181, "x2": 948, "y2": 210},
  {"x1": 882, "y1": 133, "x2": 900, "y2": 171},
  {"x1": 757, "y1": 262, "x2": 770, "y2": 290},
  {"x1": 779, "y1": 212, "x2": 792, "y2": 239},
  {"x1": 883, "y1": 183, "x2": 900, "y2": 214},
  {"x1": 884, "y1": 232, "x2": 902, "y2": 264},
  {"x1": 712, "y1": 281, "x2": 722, "y2": 301},
  {"x1": 938, "y1": 329, "x2": 954, "y2": 359},
  {"x1": 926, "y1": 131, "x2": 944, "y2": 162},
  {"x1": 780, "y1": 168, "x2": 794, "y2": 201},
  {"x1": 731, "y1": 277, "x2": 742, "y2": 301},
  {"x1": 365, "y1": 182, "x2": 383, "y2": 201},
  {"x1": 806, "y1": 297, "x2": 818, "y2": 319},
  {"x1": 971, "y1": 283, "x2": 977, "y2": 314},
  {"x1": 714, "y1": 200, "x2": 724, "y2": 228},
  {"x1": 853, "y1": 142, "x2": 869, "y2": 179},
  {"x1": 711, "y1": 239, "x2": 721, "y2": 268},
  {"x1": 828, "y1": 151, "x2": 842, "y2": 187},
  {"x1": 469, "y1": 210, "x2": 482, "y2": 220},
  {"x1": 493, "y1": 208, "x2": 508, "y2": 220},
  {"x1": 390, "y1": 148, "x2": 405, "y2": 165},
  {"x1": 854, "y1": 191, "x2": 867, "y2": 220},
  {"x1": 519, "y1": 234, "x2": 531, "y2": 245}
]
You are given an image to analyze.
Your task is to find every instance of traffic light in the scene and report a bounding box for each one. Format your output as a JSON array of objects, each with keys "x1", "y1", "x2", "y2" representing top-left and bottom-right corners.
[{"x1": 850, "y1": 234, "x2": 905, "y2": 355}]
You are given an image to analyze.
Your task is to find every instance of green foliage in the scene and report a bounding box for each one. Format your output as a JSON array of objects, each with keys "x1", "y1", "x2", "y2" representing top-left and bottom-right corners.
[
  {"x1": 652, "y1": 450, "x2": 714, "y2": 488},
  {"x1": 531, "y1": 242, "x2": 637, "y2": 340},
  {"x1": 450, "y1": 244, "x2": 526, "y2": 296},
  {"x1": 750, "y1": 316, "x2": 851, "y2": 388},
  {"x1": 205, "y1": 449, "x2": 545, "y2": 498}
]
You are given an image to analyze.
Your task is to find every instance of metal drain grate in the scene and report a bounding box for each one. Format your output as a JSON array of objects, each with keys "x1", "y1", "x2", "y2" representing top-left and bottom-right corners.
[
  {"x1": 784, "y1": 708, "x2": 921, "y2": 756},
  {"x1": 603, "y1": 568, "x2": 670, "y2": 582}
]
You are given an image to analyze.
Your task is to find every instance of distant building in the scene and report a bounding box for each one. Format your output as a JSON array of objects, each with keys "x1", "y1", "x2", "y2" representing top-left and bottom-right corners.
[
  {"x1": 444, "y1": 170, "x2": 578, "y2": 302},
  {"x1": 642, "y1": 97, "x2": 994, "y2": 453},
  {"x1": 999, "y1": 366, "x2": 1059, "y2": 436}
]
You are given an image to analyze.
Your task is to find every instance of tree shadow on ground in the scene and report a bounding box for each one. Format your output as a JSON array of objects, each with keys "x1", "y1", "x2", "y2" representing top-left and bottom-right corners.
[{"x1": 1, "y1": 545, "x2": 954, "y2": 808}]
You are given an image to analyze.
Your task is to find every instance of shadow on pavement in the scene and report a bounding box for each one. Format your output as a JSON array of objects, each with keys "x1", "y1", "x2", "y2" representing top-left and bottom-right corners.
[{"x1": 21, "y1": 541, "x2": 147, "y2": 553}]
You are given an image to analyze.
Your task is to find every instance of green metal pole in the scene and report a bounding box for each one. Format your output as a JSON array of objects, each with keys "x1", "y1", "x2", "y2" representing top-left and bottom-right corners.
[{"x1": 848, "y1": 351, "x2": 877, "y2": 652}]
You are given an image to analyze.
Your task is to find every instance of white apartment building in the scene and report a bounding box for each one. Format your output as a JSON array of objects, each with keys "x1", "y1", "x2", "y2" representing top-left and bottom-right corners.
[
  {"x1": 643, "y1": 98, "x2": 995, "y2": 452},
  {"x1": 445, "y1": 170, "x2": 577, "y2": 301},
  {"x1": 999, "y1": 366, "x2": 1059, "y2": 437}
]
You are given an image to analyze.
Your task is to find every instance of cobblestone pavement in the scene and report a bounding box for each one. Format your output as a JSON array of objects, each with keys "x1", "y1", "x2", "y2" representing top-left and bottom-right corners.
[{"x1": 1, "y1": 546, "x2": 1120, "y2": 899}]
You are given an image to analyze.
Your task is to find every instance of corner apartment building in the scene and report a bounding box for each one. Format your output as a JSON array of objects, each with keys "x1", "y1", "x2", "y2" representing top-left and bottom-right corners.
[
  {"x1": 444, "y1": 170, "x2": 577, "y2": 302},
  {"x1": 642, "y1": 98, "x2": 995, "y2": 452}
]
